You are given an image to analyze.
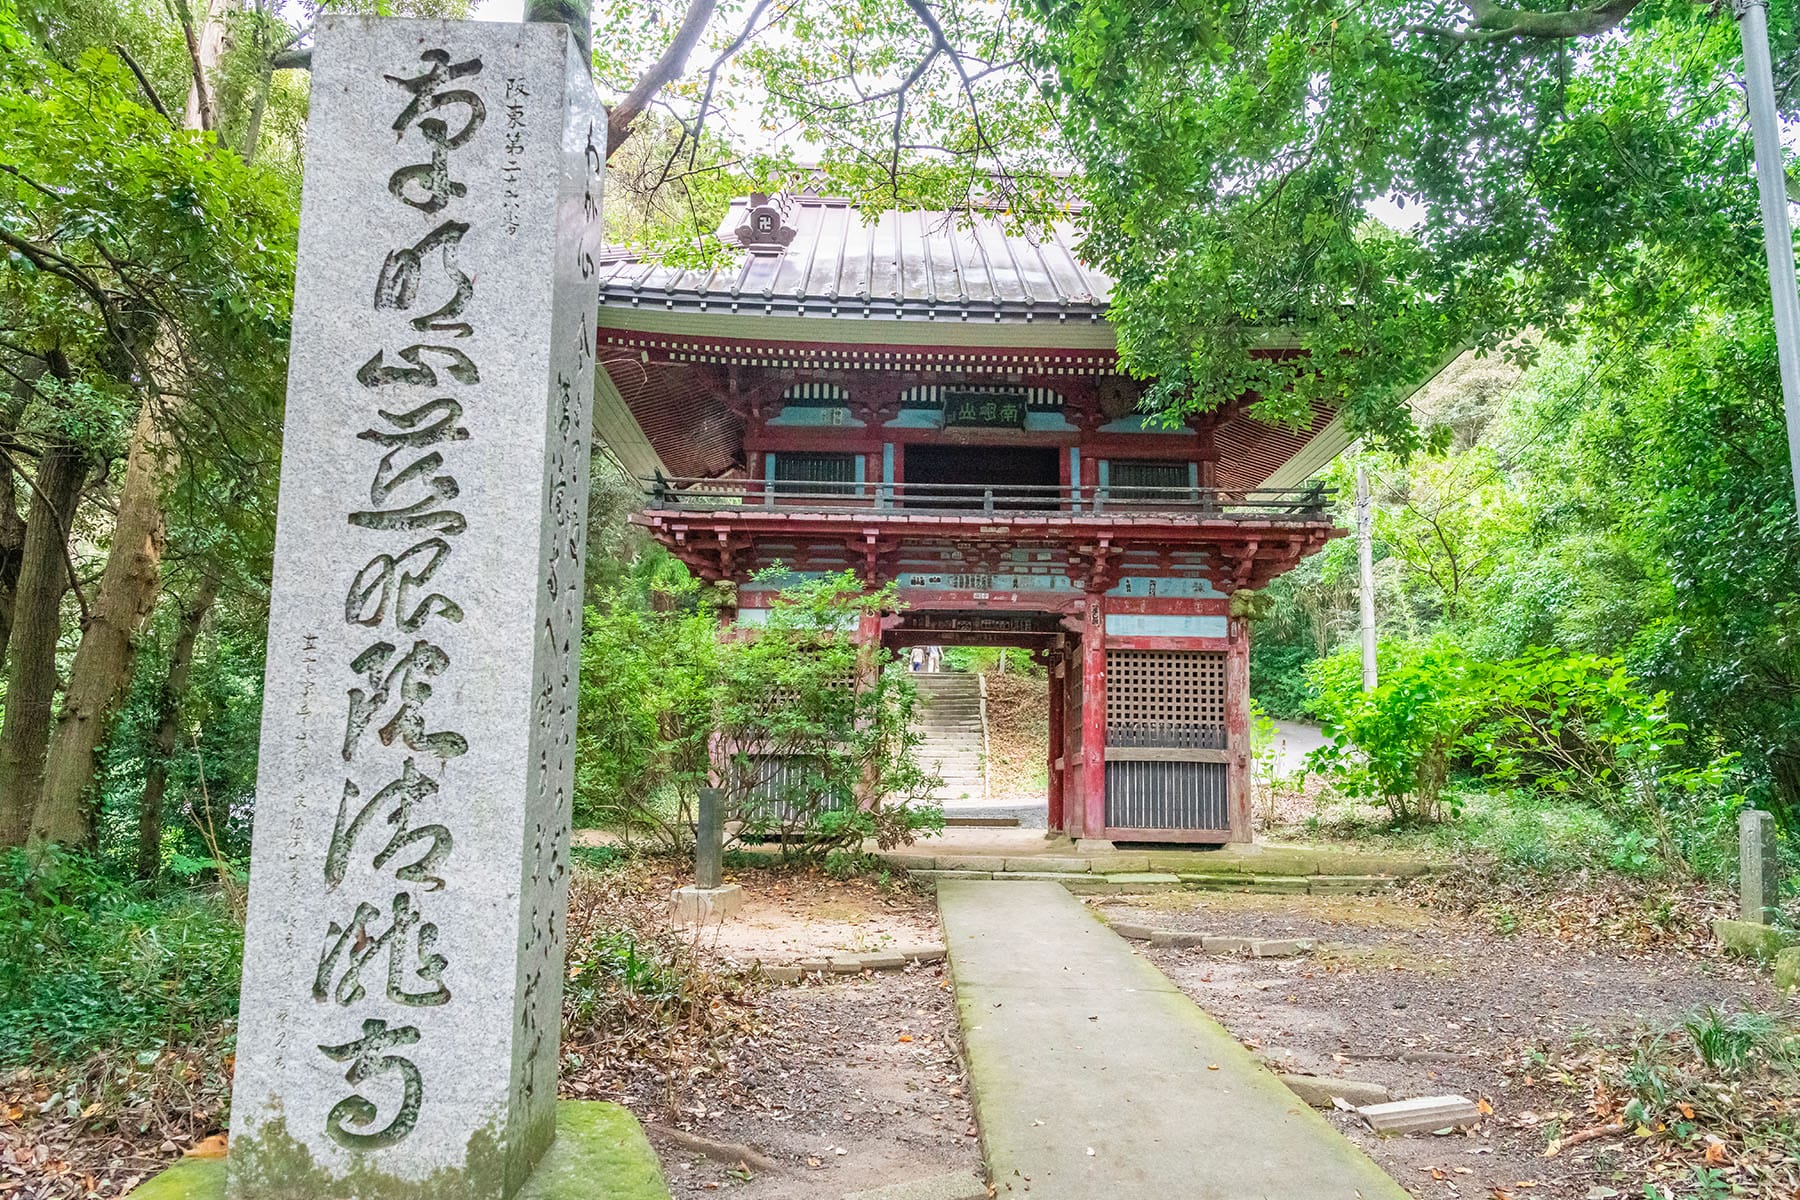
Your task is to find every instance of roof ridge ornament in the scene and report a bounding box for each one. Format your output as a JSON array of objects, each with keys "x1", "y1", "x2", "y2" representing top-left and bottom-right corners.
[{"x1": 735, "y1": 192, "x2": 798, "y2": 256}]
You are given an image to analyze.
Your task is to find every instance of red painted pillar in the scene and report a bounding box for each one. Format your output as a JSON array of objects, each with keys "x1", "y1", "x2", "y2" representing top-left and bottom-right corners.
[
  {"x1": 1226, "y1": 615, "x2": 1252, "y2": 842},
  {"x1": 1046, "y1": 658, "x2": 1065, "y2": 833},
  {"x1": 1062, "y1": 649, "x2": 1084, "y2": 837},
  {"x1": 1081, "y1": 595, "x2": 1108, "y2": 839}
]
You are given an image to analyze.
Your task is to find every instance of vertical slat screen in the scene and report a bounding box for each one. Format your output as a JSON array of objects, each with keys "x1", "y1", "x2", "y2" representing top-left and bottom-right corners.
[
  {"x1": 1105, "y1": 760, "x2": 1229, "y2": 830},
  {"x1": 773, "y1": 452, "x2": 857, "y2": 496}
]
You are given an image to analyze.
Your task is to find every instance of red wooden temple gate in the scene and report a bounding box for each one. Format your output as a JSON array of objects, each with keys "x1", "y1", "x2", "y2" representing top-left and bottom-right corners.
[{"x1": 593, "y1": 193, "x2": 1360, "y2": 843}]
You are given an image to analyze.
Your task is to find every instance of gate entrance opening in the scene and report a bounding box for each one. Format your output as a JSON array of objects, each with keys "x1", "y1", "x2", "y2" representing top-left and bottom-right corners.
[{"x1": 884, "y1": 611, "x2": 1238, "y2": 841}]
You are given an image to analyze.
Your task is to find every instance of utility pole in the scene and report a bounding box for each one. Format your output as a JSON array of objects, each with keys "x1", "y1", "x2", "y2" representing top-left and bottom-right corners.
[
  {"x1": 1733, "y1": 0, "x2": 1800, "y2": 520},
  {"x1": 1356, "y1": 465, "x2": 1377, "y2": 692}
]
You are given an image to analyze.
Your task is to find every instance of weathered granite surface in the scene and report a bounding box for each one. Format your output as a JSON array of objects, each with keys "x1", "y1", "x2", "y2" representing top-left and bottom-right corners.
[
  {"x1": 227, "y1": 17, "x2": 604, "y2": 1200},
  {"x1": 1740, "y1": 808, "x2": 1784, "y2": 923}
]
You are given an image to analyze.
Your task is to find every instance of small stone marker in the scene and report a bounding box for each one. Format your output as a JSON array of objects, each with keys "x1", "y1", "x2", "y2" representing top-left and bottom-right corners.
[
  {"x1": 695, "y1": 786, "x2": 723, "y2": 889},
  {"x1": 1251, "y1": 938, "x2": 1314, "y2": 958},
  {"x1": 228, "y1": 16, "x2": 603, "y2": 1200},
  {"x1": 1775, "y1": 946, "x2": 1800, "y2": 995},
  {"x1": 671, "y1": 786, "x2": 743, "y2": 924},
  {"x1": 1740, "y1": 808, "x2": 1783, "y2": 924},
  {"x1": 1357, "y1": 1095, "x2": 1483, "y2": 1135}
]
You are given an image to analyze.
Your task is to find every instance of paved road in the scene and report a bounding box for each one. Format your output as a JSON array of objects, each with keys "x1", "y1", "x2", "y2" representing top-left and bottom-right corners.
[
  {"x1": 938, "y1": 879, "x2": 1408, "y2": 1200},
  {"x1": 1268, "y1": 719, "x2": 1327, "y2": 778}
]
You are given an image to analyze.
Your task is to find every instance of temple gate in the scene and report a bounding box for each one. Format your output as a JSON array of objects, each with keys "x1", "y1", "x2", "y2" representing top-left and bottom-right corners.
[{"x1": 593, "y1": 193, "x2": 1351, "y2": 843}]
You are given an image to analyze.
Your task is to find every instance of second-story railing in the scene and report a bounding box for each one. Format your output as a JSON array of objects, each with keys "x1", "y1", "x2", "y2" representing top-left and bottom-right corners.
[{"x1": 641, "y1": 476, "x2": 1333, "y2": 519}]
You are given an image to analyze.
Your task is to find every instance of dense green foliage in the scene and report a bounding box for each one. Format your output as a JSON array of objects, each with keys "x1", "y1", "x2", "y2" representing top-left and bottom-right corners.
[
  {"x1": 0, "y1": 849, "x2": 242, "y2": 1064},
  {"x1": 1031, "y1": 0, "x2": 1796, "y2": 446},
  {"x1": 1263, "y1": 313, "x2": 1798, "y2": 877},
  {"x1": 1307, "y1": 639, "x2": 1738, "y2": 866}
]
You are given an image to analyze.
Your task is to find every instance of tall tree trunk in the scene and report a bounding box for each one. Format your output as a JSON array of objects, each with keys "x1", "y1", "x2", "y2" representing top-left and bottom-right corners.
[
  {"x1": 35, "y1": 406, "x2": 171, "y2": 846},
  {"x1": 0, "y1": 442, "x2": 87, "y2": 847},
  {"x1": 137, "y1": 567, "x2": 221, "y2": 879},
  {"x1": 28, "y1": 1, "x2": 227, "y2": 846},
  {"x1": 0, "y1": 367, "x2": 37, "y2": 670}
]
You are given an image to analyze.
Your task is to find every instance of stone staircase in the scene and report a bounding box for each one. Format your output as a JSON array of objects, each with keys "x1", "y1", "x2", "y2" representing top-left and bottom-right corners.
[{"x1": 910, "y1": 671, "x2": 987, "y2": 803}]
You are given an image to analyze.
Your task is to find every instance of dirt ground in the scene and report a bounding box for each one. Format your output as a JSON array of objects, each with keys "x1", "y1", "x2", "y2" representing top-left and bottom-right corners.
[
  {"x1": 3, "y1": 864, "x2": 976, "y2": 1200},
  {"x1": 565, "y1": 863, "x2": 981, "y2": 1198},
  {"x1": 698, "y1": 868, "x2": 945, "y2": 965},
  {"x1": 1095, "y1": 886, "x2": 1797, "y2": 1199},
  {"x1": 628, "y1": 969, "x2": 979, "y2": 1198},
  {"x1": 982, "y1": 672, "x2": 1047, "y2": 802}
]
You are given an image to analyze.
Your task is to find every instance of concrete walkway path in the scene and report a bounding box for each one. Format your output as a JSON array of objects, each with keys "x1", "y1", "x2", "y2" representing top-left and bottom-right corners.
[{"x1": 938, "y1": 880, "x2": 1408, "y2": 1200}]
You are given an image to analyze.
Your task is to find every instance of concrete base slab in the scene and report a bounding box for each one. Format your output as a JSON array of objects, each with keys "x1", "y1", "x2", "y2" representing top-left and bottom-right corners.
[
  {"x1": 841, "y1": 1170, "x2": 989, "y2": 1200},
  {"x1": 938, "y1": 880, "x2": 1408, "y2": 1200},
  {"x1": 671, "y1": 883, "x2": 744, "y2": 924},
  {"x1": 1714, "y1": 917, "x2": 1792, "y2": 960},
  {"x1": 1358, "y1": 1095, "x2": 1483, "y2": 1135},
  {"x1": 1279, "y1": 1073, "x2": 1393, "y2": 1108},
  {"x1": 1073, "y1": 838, "x2": 1116, "y2": 852},
  {"x1": 130, "y1": 1101, "x2": 670, "y2": 1200}
]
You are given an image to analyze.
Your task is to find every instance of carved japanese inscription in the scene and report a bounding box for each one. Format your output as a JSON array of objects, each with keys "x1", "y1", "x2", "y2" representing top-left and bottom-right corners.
[{"x1": 228, "y1": 17, "x2": 602, "y2": 1200}]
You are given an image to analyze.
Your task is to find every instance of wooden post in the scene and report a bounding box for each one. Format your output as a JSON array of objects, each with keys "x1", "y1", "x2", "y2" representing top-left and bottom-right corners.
[
  {"x1": 855, "y1": 608, "x2": 882, "y2": 809},
  {"x1": 1356, "y1": 466, "x2": 1377, "y2": 691},
  {"x1": 1047, "y1": 658, "x2": 1066, "y2": 834},
  {"x1": 1226, "y1": 615, "x2": 1252, "y2": 842},
  {"x1": 1062, "y1": 647, "x2": 1084, "y2": 837},
  {"x1": 1081, "y1": 595, "x2": 1108, "y2": 839}
]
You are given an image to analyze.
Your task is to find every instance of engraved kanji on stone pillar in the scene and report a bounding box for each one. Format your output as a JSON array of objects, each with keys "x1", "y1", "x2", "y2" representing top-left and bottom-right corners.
[{"x1": 227, "y1": 17, "x2": 602, "y2": 1200}]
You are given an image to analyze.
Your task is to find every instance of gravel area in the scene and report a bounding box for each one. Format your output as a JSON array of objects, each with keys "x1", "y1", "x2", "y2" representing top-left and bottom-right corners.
[{"x1": 1096, "y1": 889, "x2": 1794, "y2": 1199}]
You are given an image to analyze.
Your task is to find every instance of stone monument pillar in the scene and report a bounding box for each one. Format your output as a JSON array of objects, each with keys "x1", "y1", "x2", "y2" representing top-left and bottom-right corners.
[
  {"x1": 227, "y1": 17, "x2": 602, "y2": 1199},
  {"x1": 1740, "y1": 808, "x2": 1783, "y2": 924},
  {"x1": 671, "y1": 787, "x2": 742, "y2": 923}
]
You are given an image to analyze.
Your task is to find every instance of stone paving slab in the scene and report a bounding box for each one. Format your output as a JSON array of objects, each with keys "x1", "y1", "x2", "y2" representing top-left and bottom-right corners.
[{"x1": 938, "y1": 880, "x2": 1408, "y2": 1200}]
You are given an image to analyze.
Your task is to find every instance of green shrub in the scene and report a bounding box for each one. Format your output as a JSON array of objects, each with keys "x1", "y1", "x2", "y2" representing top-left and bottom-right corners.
[
  {"x1": 576, "y1": 569, "x2": 944, "y2": 859},
  {"x1": 1306, "y1": 639, "x2": 1741, "y2": 871},
  {"x1": 574, "y1": 579, "x2": 718, "y2": 841},
  {"x1": 0, "y1": 848, "x2": 243, "y2": 1066},
  {"x1": 1306, "y1": 639, "x2": 1473, "y2": 822},
  {"x1": 714, "y1": 572, "x2": 943, "y2": 858}
]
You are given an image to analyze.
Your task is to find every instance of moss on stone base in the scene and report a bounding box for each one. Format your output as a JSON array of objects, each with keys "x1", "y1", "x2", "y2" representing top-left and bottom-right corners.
[
  {"x1": 1776, "y1": 947, "x2": 1800, "y2": 995},
  {"x1": 132, "y1": 1156, "x2": 226, "y2": 1200},
  {"x1": 516, "y1": 1101, "x2": 668, "y2": 1200},
  {"x1": 131, "y1": 1103, "x2": 668, "y2": 1200},
  {"x1": 1713, "y1": 918, "x2": 1793, "y2": 962}
]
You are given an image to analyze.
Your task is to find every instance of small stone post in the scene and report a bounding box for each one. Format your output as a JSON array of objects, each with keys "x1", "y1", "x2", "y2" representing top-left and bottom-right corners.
[
  {"x1": 696, "y1": 786, "x2": 723, "y2": 889},
  {"x1": 1741, "y1": 808, "x2": 1783, "y2": 924},
  {"x1": 227, "y1": 17, "x2": 602, "y2": 1200},
  {"x1": 672, "y1": 787, "x2": 742, "y2": 923}
]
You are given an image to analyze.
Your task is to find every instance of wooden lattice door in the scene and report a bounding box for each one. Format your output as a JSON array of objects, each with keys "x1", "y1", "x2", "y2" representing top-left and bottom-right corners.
[{"x1": 1104, "y1": 650, "x2": 1231, "y2": 834}]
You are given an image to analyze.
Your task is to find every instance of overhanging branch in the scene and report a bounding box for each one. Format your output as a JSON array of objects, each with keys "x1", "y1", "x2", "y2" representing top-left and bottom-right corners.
[{"x1": 1411, "y1": 0, "x2": 1643, "y2": 44}]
